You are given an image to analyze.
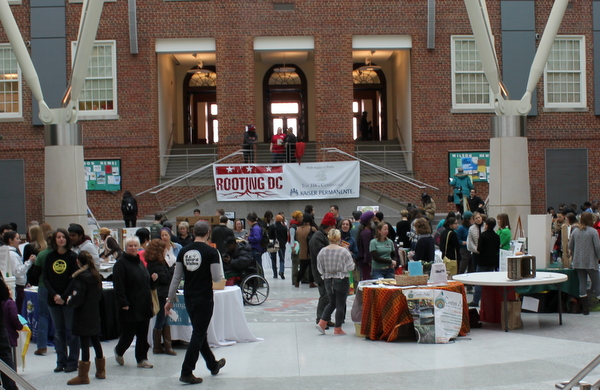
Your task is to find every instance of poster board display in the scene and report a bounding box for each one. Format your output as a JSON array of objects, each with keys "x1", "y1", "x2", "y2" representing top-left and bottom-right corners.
[
  {"x1": 404, "y1": 289, "x2": 463, "y2": 344},
  {"x1": 448, "y1": 152, "x2": 490, "y2": 183},
  {"x1": 84, "y1": 159, "x2": 122, "y2": 191},
  {"x1": 176, "y1": 216, "x2": 221, "y2": 228}
]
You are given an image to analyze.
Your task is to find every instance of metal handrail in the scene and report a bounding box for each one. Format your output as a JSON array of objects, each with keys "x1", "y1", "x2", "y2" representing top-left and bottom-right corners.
[
  {"x1": 137, "y1": 150, "x2": 243, "y2": 196},
  {"x1": 323, "y1": 147, "x2": 438, "y2": 190},
  {"x1": 555, "y1": 353, "x2": 600, "y2": 389},
  {"x1": 0, "y1": 359, "x2": 36, "y2": 390}
]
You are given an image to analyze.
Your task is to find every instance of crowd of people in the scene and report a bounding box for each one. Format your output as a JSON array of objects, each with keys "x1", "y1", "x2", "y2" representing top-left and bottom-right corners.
[{"x1": 2, "y1": 196, "x2": 600, "y2": 387}]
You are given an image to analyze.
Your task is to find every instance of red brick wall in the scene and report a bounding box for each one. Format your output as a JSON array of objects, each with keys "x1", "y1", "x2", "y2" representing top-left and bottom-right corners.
[{"x1": 0, "y1": 0, "x2": 597, "y2": 223}]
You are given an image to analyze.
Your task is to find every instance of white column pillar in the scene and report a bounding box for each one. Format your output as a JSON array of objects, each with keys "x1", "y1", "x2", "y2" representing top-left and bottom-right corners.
[
  {"x1": 487, "y1": 116, "x2": 531, "y2": 234},
  {"x1": 44, "y1": 124, "x2": 88, "y2": 230}
]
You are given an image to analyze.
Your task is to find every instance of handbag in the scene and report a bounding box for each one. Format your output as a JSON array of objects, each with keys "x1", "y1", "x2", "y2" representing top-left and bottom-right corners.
[
  {"x1": 442, "y1": 230, "x2": 458, "y2": 277},
  {"x1": 447, "y1": 194, "x2": 454, "y2": 203},
  {"x1": 150, "y1": 289, "x2": 160, "y2": 316},
  {"x1": 267, "y1": 239, "x2": 280, "y2": 253}
]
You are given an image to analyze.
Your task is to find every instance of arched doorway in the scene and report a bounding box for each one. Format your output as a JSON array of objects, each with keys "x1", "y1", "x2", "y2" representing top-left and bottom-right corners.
[
  {"x1": 352, "y1": 64, "x2": 387, "y2": 141},
  {"x1": 183, "y1": 67, "x2": 217, "y2": 144},
  {"x1": 262, "y1": 64, "x2": 308, "y2": 142}
]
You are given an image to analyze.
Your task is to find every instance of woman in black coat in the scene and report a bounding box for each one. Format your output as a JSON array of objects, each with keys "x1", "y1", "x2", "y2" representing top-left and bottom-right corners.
[
  {"x1": 145, "y1": 239, "x2": 176, "y2": 356},
  {"x1": 0, "y1": 279, "x2": 17, "y2": 390},
  {"x1": 43, "y1": 228, "x2": 80, "y2": 373},
  {"x1": 113, "y1": 236, "x2": 154, "y2": 369},
  {"x1": 469, "y1": 218, "x2": 501, "y2": 307},
  {"x1": 66, "y1": 251, "x2": 104, "y2": 385},
  {"x1": 439, "y1": 217, "x2": 461, "y2": 263}
]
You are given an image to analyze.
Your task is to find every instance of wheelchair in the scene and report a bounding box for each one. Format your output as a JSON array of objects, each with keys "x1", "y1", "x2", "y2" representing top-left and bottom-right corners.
[{"x1": 226, "y1": 262, "x2": 270, "y2": 306}]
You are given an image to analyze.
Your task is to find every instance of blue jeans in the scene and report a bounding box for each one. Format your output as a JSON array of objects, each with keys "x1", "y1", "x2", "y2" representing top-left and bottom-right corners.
[
  {"x1": 182, "y1": 298, "x2": 217, "y2": 376},
  {"x1": 37, "y1": 286, "x2": 50, "y2": 349},
  {"x1": 48, "y1": 305, "x2": 79, "y2": 369},
  {"x1": 371, "y1": 267, "x2": 395, "y2": 279},
  {"x1": 270, "y1": 246, "x2": 286, "y2": 277},
  {"x1": 322, "y1": 278, "x2": 350, "y2": 326},
  {"x1": 154, "y1": 295, "x2": 168, "y2": 330},
  {"x1": 252, "y1": 250, "x2": 263, "y2": 275},
  {"x1": 471, "y1": 266, "x2": 496, "y2": 304}
]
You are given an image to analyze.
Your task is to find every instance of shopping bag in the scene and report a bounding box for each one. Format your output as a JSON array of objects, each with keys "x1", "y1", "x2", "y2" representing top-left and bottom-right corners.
[
  {"x1": 150, "y1": 289, "x2": 160, "y2": 316},
  {"x1": 501, "y1": 301, "x2": 523, "y2": 330},
  {"x1": 442, "y1": 257, "x2": 458, "y2": 277}
]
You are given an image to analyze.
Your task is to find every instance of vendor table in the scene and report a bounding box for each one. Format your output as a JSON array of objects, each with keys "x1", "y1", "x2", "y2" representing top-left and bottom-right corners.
[
  {"x1": 453, "y1": 272, "x2": 568, "y2": 332},
  {"x1": 359, "y1": 281, "x2": 470, "y2": 342},
  {"x1": 24, "y1": 284, "x2": 119, "y2": 342},
  {"x1": 151, "y1": 286, "x2": 262, "y2": 348},
  {"x1": 514, "y1": 268, "x2": 579, "y2": 297}
]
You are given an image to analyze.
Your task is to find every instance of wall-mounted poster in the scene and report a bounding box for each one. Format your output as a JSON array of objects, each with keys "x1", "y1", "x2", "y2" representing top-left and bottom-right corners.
[
  {"x1": 85, "y1": 159, "x2": 122, "y2": 191},
  {"x1": 448, "y1": 151, "x2": 490, "y2": 183}
]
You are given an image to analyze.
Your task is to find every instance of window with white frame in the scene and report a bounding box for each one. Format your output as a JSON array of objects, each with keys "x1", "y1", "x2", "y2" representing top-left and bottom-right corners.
[
  {"x1": 451, "y1": 36, "x2": 493, "y2": 110},
  {"x1": 544, "y1": 36, "x2": 586, "y2": 109},
  {"x1": 72, "y1": 40, "x2": 117, "y2": 118},
  {"x1": 0, "y1": 45, "x2": 22, "y2": 119}
]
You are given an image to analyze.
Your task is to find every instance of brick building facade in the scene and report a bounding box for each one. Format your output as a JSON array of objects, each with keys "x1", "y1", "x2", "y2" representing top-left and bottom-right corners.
[{"x1": 0, "y1": 0, "x2": 598, "y2": 224}]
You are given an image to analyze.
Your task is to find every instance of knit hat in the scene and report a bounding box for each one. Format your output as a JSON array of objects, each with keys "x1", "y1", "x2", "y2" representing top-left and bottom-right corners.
[
  {"x1": 360, "y1": 211, "x2": 375, "y2": 225},
  {"x1": 463, "y1": 211, "x2": 473, "y2": 220},
  {"x1": 321, "y1": 212, "x2": 337, "y2": 226}
]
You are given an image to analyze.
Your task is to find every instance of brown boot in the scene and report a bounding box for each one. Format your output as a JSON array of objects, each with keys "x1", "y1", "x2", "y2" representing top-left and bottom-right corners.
[
  {"x1": 67, "y1": 361, "x2": 90, "y2": 386},
  {"x1": 163, "y1": 325, "x2": 177, "y2": 356},
  {"x1": 153, "y1": 328, "x2": 164, "y2": 354},
  {"x1": 95, "y1": 357, "x2": 106, "y2": 379}
]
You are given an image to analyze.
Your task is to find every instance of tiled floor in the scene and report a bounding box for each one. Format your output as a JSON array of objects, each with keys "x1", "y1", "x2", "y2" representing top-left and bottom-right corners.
[{"x1": 16, "y1": 275, "x2": 600, "y2": 390}]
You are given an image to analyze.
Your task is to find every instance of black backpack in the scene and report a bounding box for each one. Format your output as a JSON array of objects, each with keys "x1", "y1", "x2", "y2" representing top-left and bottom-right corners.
[{"x1": 260, "y1": 227, "x2": 270, "y2": 250}]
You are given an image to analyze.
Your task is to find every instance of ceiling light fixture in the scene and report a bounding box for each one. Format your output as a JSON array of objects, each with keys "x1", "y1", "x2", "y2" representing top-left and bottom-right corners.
[
  {"x1": 358, "y1": 50, "x2": 382, "y2": 72},
  {"x1": 187, "y1": 53, "x2": 211, "y2": 74},
  {"x1": 273, "y1": 52, "x2": 296, "y2": 73}
]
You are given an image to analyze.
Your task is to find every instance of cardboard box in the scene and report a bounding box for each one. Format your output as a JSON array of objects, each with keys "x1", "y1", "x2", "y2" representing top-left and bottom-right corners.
[{"x1": 507, "y1": 255, "x2": 536, "y2": 280}]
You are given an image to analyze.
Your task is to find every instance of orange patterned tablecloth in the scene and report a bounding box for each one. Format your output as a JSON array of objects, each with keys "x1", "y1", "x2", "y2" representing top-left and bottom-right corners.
[{"x1": 360, "y1": 281, "x2": 470, "y2": 342}]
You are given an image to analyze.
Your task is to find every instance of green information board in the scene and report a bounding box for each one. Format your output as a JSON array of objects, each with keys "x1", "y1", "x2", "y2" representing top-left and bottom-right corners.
[
  {"x1": 84, "y1": 159, "x2": 122, "y2": 191},
  {"x1": 448, "y1": 151, "x2": 490, "y2": 183}
]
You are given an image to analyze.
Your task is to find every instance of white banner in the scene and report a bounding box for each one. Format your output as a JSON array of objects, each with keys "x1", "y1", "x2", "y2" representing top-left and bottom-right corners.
[{"x1": 213, "y1": 161, "x2": 360, "y2": 201}]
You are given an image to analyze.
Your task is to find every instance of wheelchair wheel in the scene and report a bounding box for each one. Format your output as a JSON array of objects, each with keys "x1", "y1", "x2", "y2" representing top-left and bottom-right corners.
[{"x1": 241, "y1": 274, "x2": 269, "y2": 305}]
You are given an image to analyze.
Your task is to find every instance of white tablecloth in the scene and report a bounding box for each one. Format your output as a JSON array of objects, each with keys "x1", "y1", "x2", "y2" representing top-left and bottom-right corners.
[{"x1": 150, "y1": 286, "x2": 262, "y2": 348}]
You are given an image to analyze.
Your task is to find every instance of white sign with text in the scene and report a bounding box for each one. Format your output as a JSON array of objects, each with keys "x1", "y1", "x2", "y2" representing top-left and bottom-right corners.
[{"x1": 213, "y1": 161, "x2": 360, "y2": 201}]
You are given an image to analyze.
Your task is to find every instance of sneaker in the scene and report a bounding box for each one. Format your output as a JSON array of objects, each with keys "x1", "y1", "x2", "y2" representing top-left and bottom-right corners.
[
  {"x1": 137, "y1": 360, "x2": 153, "y2": 369},
  {"x1": 114, "y1": 347, "x2": 124, "y2": 366},
  {"x1": 279, "y1": 272, "x2": 285, "y2": 280},
  {"x1": 468, "y1": 301, "x2": 479, "y2": 307},
  {"x1": 211, "y1": 358, "x2": 226, "y2": 375},
  {"x1": 180, "y1": 373, "x2": 203, "y2": 384}
]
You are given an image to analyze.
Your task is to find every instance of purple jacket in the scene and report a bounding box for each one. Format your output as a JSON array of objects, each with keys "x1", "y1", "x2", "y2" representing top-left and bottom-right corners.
[
  {"x1": 248, "y1": 224, "x2": 264, "y2": 253},
  {"x1": 2, "y1": 299, "x2": 23, "y2": 347}
]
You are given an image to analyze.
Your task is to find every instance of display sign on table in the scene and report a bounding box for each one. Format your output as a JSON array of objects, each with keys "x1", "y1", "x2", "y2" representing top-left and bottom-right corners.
[
  {"x1": 84, "y1": 159, "x2": 121, "y2": 191},
  {"x1": 404, "y1": 289, "x2": 463, "y2": 344}
]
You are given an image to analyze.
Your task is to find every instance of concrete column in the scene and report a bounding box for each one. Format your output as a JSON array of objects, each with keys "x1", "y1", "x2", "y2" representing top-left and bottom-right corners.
[
  {"x1": 487, "y1": 116, "x2": 531, "y2": 233},
  {"x1": 44, "y1": 123, "x2": 88, "y2": 230}
]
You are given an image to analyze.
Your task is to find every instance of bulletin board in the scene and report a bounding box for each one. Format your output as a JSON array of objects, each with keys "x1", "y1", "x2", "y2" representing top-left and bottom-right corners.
[
  {"x1": 448, "y1": 152, "x2": 490, "y2": 183},
  {"x1": 84, "y1": 159, "x2": 122, "y2": 191}
]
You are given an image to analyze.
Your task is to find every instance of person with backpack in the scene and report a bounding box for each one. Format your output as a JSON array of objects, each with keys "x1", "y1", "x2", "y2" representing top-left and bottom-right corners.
[
  {"x1": 121, "y1": 191, "x2": 138, "y2": 228},
  {"x1": 247, "y1": 212, "x2": 266, "y2": 272}
]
